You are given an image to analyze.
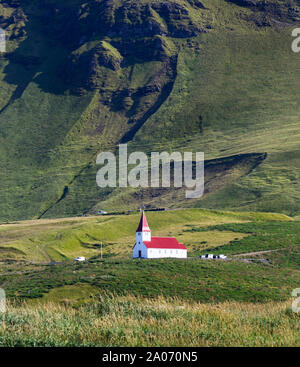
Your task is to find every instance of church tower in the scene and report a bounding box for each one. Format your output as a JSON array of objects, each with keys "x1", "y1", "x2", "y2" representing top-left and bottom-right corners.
[{"x1": 136, "y1": 211, "x2": 151, "y2": 244}]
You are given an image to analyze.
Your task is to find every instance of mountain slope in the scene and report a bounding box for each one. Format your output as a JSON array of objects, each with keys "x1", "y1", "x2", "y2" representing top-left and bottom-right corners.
[{"x1": 0, "y1": 0, "x2": 299, "y2": 221}]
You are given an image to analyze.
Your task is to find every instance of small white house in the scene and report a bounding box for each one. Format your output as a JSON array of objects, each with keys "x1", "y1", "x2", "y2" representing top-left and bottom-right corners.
[
  {"x1": 97, "y1": 210, "x2": 108, "y2": 215},
  {"x1": 200, "y1": 254, "x2": 227, "y2": 260},
  {"x1": 75, "y1": 256, "x2": 86, "y2": 262},
  {"x1": 133, "y1": 211, "x2": 187, "y2": 259}
]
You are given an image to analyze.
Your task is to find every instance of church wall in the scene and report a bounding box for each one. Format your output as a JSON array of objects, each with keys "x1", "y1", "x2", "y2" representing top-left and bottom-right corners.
[
  {"x1": 133, "y1": 242, "x2": 148, "y2": 258},
  {"x1": 147, "y1": 248, "x2": 187, "y2": 259}
]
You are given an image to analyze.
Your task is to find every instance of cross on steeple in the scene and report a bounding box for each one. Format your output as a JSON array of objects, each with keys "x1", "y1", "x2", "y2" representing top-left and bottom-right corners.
[{"x1": 139, "y1": 204, "x2": 146, "y2": 213}]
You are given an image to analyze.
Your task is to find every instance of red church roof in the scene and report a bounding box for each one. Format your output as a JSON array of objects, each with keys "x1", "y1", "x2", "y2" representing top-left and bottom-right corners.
[
  {"x1": 144, "y1": 237, "x2": 187, "y2": 250},
  {"x1": 136, "y1": 211, "x2": 151, "y2": 232}
]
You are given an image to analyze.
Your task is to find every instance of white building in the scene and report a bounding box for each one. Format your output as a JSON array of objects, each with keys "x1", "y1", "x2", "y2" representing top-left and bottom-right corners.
[
  {"x1": 133, "y1": 211, "x2": 187, "y2": 259},
  {"x1": 74, "y1": 256, "x2": 86, "y2": 262}
]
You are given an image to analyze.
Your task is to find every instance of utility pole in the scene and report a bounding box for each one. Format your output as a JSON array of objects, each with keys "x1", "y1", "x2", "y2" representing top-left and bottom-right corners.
[
  {"x1": 101, "y1": 242, "x2": 103, "y2": 259},
  {"x1": 36, "y1": 245, "x2": 39, "y2": 264}
]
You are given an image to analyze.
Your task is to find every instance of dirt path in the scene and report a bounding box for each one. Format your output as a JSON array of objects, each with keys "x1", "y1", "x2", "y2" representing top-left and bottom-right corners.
[
  {"x1": 39, "y1": 244, "x2": 51, "y2": 263},
  {"x1": 234, "y1": 248, "x2": 288, "y2": 257}
]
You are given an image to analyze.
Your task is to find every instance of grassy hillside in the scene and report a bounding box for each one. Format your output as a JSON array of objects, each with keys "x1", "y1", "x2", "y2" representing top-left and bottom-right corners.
[
  {"x1": 0, "y1": 208, "x2": 290, "y2": 262},
  {"x1": 3, "y1": 253, "x2": 300, "y2": 302},
  {"x1": 0, "y1": 0, "x2": 299, "y2": 221},
  {"x1": 0, "y1": 208, "x2": 298, "y2": 304}
]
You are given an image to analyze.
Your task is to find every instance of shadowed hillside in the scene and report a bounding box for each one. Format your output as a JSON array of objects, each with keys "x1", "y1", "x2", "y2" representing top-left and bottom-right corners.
[{"x1": 0, "y1": 0, "x2": 299, "y2": 221}]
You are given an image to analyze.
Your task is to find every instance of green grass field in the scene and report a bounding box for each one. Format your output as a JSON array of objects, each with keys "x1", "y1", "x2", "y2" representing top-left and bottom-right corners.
[
  {"x1": 0, "y1": 208, "x2": 300, "y2": 346},
  {"x1": 1, "y1": 295, "x2": 299, "y2": 347},
  {"x1": 0, "y1": 208, "x2": 290, "y2": 262},
  {"x1": 0, "y1": 208, "x2": 297, "y2": 303}
]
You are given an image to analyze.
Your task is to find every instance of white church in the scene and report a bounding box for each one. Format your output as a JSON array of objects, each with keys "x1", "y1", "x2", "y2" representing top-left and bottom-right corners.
[{"x1": 133, "y1": 211, "x2": 187, "y2": 259}]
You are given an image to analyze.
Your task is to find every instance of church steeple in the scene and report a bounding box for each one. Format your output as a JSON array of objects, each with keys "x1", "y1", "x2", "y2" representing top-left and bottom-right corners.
[
  {"x1": 136, "y1": 211, "x2": 151, "y2": 242},
  {"x1": 136, "y1": 211, "x2": 150, "y2": 232}
]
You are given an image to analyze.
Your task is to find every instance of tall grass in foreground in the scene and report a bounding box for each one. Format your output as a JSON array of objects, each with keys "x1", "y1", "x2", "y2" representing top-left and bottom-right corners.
[{"x1": 0, "y1": 294, "x2": 299, "y2": 347}]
